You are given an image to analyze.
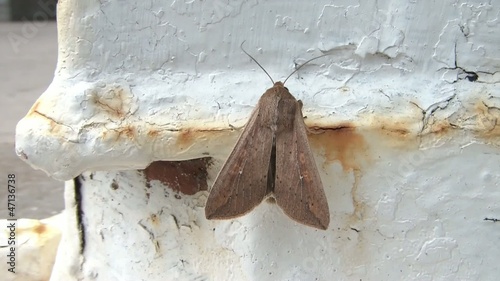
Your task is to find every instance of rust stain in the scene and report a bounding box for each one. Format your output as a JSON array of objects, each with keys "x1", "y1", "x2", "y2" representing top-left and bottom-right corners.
[
  {"x1": 309, "y1": 123, "x2": 370, "y2": 171},
  {"x1": 147, "y1": 129, "x2": 160, "y2": 138},
  {"x1": 150, "y1": 214, "x2": 160, "y2": 226},
  {"x1": 90, "y1": 86, "x2": 131, "y2": 119},
  {"x1": 33, "y1": 223, "x2": 47, "y2": 235},
  {"x1": 429, "y1": 119, "x2": 452, "y2": 135},
  {"x1": 121, "y1": 126, "x2": 136, "y2": 139},
  {"x1": 350, "y1": 169, "x2": 365, "y2": 220},
  {"x1": 474, "y1": 101, "x2": 500, "y2": 141},
  {"x1": 367, "y1": 114, "x2": 414, "y2": 139},
  {"x1": 379, "y1": 124, "x2": 411, "y2": 138},
  {"x1": 102, "y1": 125, "x2": 136, "y2": 141},
  {"x1": 25, "y1": 100, "x2": 63, "y2": 134},
  {"x1": 176, "y1": 128, "x2": 233, "y2": 150},
  {"x1": 361, "y1": 115, "x2": 422, "y2": 150},
  {"x1": 142, "y1": 158, "x2": 212, "y2": 195},
  {"x1": 176, "y1": 128, "x2": 196, "y2": 149},
  {"x1": 308, "y1": 124, "x2": 371, "y2": 222},
  {"x1": 25, "y1": 113, "x2": 62, "y2": 135}
]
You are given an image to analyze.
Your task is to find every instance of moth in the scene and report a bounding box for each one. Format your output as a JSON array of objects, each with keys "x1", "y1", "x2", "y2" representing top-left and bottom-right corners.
[{"x1": 205, "y1": 44, "x2": 330, "y2": 230}]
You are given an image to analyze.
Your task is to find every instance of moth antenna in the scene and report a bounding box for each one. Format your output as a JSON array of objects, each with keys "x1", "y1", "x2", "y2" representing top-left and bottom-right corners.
[
  {"x1": 240, "y1": 41, "x2": 274, "y2": 84},
  {"x1": 283, "y1": 53, "x2": 330, "y2": 85}
]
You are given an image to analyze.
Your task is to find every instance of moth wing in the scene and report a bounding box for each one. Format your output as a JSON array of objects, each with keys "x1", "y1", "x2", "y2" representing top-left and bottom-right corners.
[
  {"x1": 274, "y1": 99, "x2": 330, "y2": 230},
  {"x1": 205, "y1": 104, "x2": 273, "y2": 219}
]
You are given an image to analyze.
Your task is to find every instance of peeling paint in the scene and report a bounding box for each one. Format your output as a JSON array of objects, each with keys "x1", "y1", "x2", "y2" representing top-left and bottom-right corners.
[{"x1": 142, "y1": 159, "x2": 211, "y2": 195}]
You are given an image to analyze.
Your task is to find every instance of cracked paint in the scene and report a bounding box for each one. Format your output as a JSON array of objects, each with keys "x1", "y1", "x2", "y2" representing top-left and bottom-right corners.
[{"x1": 16, "y1": 91, "x2": 500, "y2": 179}]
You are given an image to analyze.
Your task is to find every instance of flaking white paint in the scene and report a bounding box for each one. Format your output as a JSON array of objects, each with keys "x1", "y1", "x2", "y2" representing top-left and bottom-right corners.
[{"x1": 17, "y1": 1, "x2": 500, "y2": 179}]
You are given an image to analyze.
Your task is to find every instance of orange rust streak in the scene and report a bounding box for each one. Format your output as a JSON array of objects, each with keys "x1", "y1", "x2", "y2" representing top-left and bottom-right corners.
[
  {"x1": 101, "y1": 126, "x2": 137, "y2": 141},
  {"x1": 176, "y1": 128, "x2": 233, "y2": 150},
  {"x1": 176, "y1": 129, "x2": 196, "y2": 149},
  {"x1": 309, "y1": 123, "x2": 369, "y2": 172},
  {"x1": 33, "y1": 223, "x2": 47, "y2": 235},
  {"x1": 147, "y1": 129, "x2": 160, "y2": 138},
  {"x1": 474, "y1": 101, "x2": 500, "y2": 140}
]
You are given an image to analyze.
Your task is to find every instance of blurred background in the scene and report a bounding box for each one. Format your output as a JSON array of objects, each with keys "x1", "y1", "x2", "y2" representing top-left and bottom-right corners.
[{"x1": 0, "y1": 0, "x2": 63, "y2": 219}]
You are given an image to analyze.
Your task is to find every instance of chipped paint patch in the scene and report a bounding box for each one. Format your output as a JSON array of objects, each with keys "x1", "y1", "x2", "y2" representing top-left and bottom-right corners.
[{"x1": 142, "y1": 158, "x2": 211, "y2": 195}]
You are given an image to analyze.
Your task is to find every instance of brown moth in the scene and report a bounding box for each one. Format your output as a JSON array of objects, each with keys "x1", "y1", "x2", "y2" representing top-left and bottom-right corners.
[{"x1": 205, "y1": 43, "x2": 330, "y2": 230}]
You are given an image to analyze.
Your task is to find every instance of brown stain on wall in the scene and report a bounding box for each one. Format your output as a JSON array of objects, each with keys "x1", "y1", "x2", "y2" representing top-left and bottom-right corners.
[
  {"x1": 33, "y1": 223, "x2": 47, "y2": 235},
  {"x1": 177, "y1": 128, "x2": 196, "y2": 149},
  {"x1": 350, "y1": 169, "x2": 365, "y2": 220},
  {"x1": 366, "y1": 114, "x2": 415, "y2": 141},
  {"x1": 102, "y1": 125, "x2": 137, "y2": 141},
  {"x1": 142, "y1": 158, "x2": 212, "y2": 195},
  {"x1": 427, "y1": 119, "x2": 455, "y2": 136},
  {"x1": 305, "y1": 118, "x2": 419, "y2": 222},
  {"x1": 150, "y1": 213, "x2": 160, "y2": 226},
  {"x1": 26, "y1": 100, "x2": 63, "y2": 134},
  {"x1": 21, "y1": 93, "x2": 500, "y2": 218},
  {"x1": 474, "y1": 101, "x2": 500, "y2": 142},
  {"x1": 89, "y1": 86, "x2": 131, "y2": 119},
  {"x1": 308, "y1": 123, "x2": 372, "y2": 222},
  {"x1": 147, "y1": 129, "x2": 160, "y2": 139},
  {"x1": 176, "y1": 128, "x2": 235, "y2": 151},
  {"x1": 308, "y1": 123, "x2": 370, "y2": 171},
  {"x1": 15, "y1": 221, "x2": 49, "y2": 237}
]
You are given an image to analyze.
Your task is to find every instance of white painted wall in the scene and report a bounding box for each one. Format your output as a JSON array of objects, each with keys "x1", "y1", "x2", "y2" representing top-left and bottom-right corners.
[{"x1": 14, "y1": 0, "x2": 500, "y2": 280}]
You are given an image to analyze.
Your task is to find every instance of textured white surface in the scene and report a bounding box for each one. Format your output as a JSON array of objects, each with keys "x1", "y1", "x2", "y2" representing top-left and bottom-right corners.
[
  {"x1": 15, "y1": 0, "x2": 500, "y2": 180},
  {"x1": 50, "y1": 143, "x2": 500, "y2": 280},
  {"x1": 13, "y1": 0, "x2": 500, "y2": 280}
]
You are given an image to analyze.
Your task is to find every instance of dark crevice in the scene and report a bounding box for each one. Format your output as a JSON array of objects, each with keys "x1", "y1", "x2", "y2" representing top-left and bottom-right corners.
[
  {"x1": 438, "y1": 65, "x2": 481, "y2": 83},
  {"x1": 465, "y1": 71, "x2": 478, "y2": 82},
  {"x1": 457, "y1": 68, "x2": 478, "y2": 82},
  {"x1": 74, "y1": 176, "x2": 86, "y2": 255},
  {"x1": 441, "y1": 42, "x2": 480, "y2": 83}
]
